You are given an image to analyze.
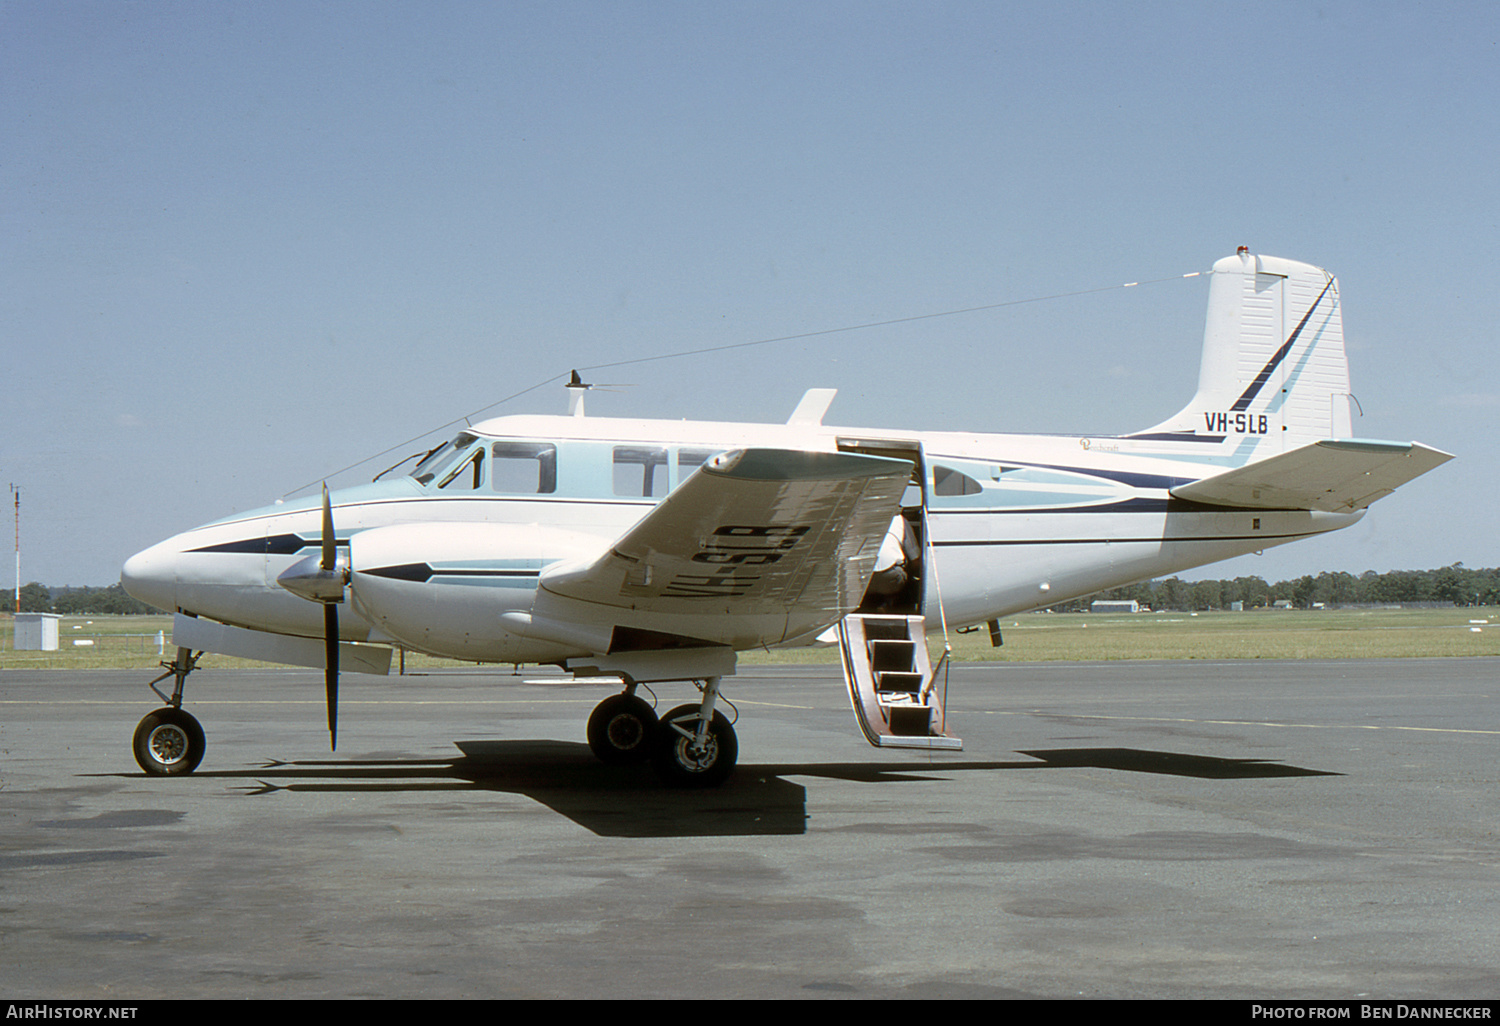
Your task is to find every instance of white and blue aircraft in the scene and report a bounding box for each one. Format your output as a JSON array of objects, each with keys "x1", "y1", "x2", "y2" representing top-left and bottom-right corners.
[{"x1": 121, "y1": 250, "x2": 1451, "y2": 786}]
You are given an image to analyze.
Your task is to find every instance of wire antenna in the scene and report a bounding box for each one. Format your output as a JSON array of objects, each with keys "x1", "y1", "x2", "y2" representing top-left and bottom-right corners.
[{"x1": 284, "y1": 268, "x2": 1206, "y2": 497}]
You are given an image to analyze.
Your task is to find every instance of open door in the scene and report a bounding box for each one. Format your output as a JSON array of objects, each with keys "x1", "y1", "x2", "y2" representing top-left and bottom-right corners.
[
  {"x1": 837, "y1": 438, "x2": 925, "y2": 616},
  {"x1": 834, "y1": 438, "x2": 961, "y2": 750}
]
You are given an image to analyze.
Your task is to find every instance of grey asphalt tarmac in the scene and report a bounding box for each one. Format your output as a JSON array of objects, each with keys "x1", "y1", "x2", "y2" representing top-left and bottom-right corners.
[{"x1": 2, "y1": 658, "x2": 1497, "y2": 1000}]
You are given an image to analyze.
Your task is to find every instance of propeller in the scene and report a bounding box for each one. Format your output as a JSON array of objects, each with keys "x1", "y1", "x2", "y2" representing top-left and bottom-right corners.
[
  {"x1": 320, "y1": 485, "x2": 340, "y2": 750},
  {"x1": 275, "y1": 484, "x2": 348, "y2": 751}
]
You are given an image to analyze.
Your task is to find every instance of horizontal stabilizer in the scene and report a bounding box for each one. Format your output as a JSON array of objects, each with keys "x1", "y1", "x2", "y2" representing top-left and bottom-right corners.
[{"x1": 1170, "y1": 440, "x2": 1452, "y2": 512}]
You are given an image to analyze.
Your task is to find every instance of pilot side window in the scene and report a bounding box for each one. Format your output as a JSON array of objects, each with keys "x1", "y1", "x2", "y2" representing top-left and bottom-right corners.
[
  {"x1": 491, "y1": 442, "x2": 557, "y2": 494},
  {"x1": 412, "y1": 432, "x2": 477, "y2": 486},
  {"x1": 437, "y1": 447, "x2": 486, "y2": 490},
  {"x1": 613, "y1": 446, "x2": 669, "y2": 498}
]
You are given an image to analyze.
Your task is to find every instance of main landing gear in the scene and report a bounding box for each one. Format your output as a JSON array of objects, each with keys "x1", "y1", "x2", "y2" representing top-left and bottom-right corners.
[
  {"x1": 585, "y1": 676, "x2": 738, "y2": 788},
  {"x1": 587, "y1": 689, "x2": 658, "y2": 764},
  {"x1": 133, "y1": 647, "x2": 207, "y2": 776},
  {"x1": 128, "y1": 649, "x2": 740, "y2": 788}
]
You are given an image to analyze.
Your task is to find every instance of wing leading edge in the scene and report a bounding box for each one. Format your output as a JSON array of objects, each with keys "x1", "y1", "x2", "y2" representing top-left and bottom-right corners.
[
  {"x1": 535, "y1": 448, "x2": 911, "y2": 650},
  {"x1": 1171, "y1": 439, "x2": 1453, "y2": 512}
]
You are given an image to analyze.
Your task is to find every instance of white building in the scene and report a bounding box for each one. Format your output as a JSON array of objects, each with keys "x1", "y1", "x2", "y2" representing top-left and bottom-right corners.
[
  {"x1": 14, "y1": 613, "x2": 60, "y2": 651},
  {"x1": 1089, "y1": 600, "x2": 1140, "y2": 613}
]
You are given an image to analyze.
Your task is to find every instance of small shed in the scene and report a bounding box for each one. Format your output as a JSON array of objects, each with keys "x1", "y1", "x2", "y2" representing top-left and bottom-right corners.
[{"x1": 14, "y1": 613, "x2": 60, "y2": 651}]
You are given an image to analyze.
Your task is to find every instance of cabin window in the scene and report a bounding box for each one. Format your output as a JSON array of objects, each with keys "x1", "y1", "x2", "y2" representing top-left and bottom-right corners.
[
  {"x1": 677, "y1": 449, "x2": 717, "y2": 479},
  {"x1": 932, "y1": 465, "x2": 983, "y2": 496},
  {"x1": 491, "y1": 442, "x2": 557, "y2": 494},
  {"x1": 613, "y1": 446, "x2": 669, "y2": 498}
]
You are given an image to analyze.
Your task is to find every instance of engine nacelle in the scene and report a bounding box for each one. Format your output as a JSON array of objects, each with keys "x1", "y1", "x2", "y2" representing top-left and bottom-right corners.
[{"x1": 348, "y1": 522, "x2": 608, "y2": 662}]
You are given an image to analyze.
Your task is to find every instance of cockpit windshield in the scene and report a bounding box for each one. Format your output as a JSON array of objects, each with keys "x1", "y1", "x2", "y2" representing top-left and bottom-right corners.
[{"x1": 411, "y1": 432, "x2": 478, "y2": 486}]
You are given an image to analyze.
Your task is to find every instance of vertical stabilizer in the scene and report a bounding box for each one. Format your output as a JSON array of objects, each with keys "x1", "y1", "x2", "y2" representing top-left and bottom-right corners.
[{"x1": 1131, "y1": 251, "x2": 1352, "y2": 463}]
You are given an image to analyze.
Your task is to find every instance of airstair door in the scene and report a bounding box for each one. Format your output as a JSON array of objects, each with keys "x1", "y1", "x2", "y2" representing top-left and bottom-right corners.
[
  {"x1": 838, "y1": 613, "x2": 961, "y2": 750},
  {"x1": 836, "y1": 438, "x2": 926, "y2": 616}
]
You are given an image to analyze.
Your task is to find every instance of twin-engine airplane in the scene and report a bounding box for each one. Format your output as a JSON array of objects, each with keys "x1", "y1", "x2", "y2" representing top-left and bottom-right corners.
[{"x1": 121, "y1": 251, "x2": 1450, "y2": 786}]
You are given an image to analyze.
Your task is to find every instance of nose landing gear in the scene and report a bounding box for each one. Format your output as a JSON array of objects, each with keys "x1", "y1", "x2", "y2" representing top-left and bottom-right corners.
[
  {"x1": 133, "y1": 706, "x2": 205, "y2": 775},
  {"x1": 133, "y1": 647, "x2": 207, "y2": 776}
]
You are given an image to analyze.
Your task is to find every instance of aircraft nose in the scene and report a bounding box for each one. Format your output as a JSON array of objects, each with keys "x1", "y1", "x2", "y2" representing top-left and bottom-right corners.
[{"x1": 121, "y1": 540, "x2": 180, "y2": 613}]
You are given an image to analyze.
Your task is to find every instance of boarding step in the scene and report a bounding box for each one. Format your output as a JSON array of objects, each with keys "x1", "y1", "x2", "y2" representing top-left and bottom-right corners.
[
  {"x1": 838, "y1": 613, "x2": 961, "y2": 750},
  {"x1": 876, "y1": 671, "x2": 926, "y2": 693}
]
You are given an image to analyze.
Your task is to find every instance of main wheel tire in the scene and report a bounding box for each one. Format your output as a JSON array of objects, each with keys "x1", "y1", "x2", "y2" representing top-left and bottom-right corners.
[
  {"x1": 132, "y1": 708, "x2": 206, "y2": 776},
  {"x1": 587, "y1": 694, "x2": 658, "y2": 765},
  {"x1": 650, "y1": 704, "x2": 737, "y2": 788}
]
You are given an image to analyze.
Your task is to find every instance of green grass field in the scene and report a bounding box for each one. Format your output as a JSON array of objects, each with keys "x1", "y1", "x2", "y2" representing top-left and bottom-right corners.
[
  {"x1": 939, "y1": 606, "x2": 1500, "y2": 662},
  {"x1": 2, "y1": 607, "x2": 1496, "y2": 671}
]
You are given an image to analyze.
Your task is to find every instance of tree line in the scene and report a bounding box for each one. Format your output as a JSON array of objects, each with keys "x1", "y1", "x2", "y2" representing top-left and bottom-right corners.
[
  {"x1": 1046, "y1": 563, "x2": 1499, "y2": 612},
  {"x1": 8, "y1": 563, "x2": 1499, "y2": 616},
  {"x1": 11, "y1": 582, "x2": 157, "y2": 615}
]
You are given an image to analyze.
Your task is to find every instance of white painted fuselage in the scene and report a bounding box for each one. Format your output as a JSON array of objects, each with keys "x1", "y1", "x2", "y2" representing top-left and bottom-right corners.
[
  {"x1": 123, "y1": 252, "x2": 1452, "y2": 672},
  {"x1": 121, "y1": 410, "x2": 1356, "y2": 665}
]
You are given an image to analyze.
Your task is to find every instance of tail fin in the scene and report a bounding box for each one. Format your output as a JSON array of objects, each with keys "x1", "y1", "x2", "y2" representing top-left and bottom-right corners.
[{"x1": 1131, "y1": 251, "x2": 1353, "y2": 463}]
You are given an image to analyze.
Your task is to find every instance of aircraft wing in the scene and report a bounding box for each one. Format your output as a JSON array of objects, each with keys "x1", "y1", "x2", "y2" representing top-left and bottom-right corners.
[
  {"x1": 1170, "y1": 439, "x2": 1453, "y2": 512},
  {"x1": 536, "y1": 448, "x2": 911, "y2": 648}
]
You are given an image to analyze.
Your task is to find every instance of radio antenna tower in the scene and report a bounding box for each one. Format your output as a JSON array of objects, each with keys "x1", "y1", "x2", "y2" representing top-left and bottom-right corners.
[{"x1": 10, "y1": 485, "x2": 18, "y2": 614}]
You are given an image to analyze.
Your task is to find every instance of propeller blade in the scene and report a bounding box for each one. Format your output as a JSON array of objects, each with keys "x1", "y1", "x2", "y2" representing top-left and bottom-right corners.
[
  {"x1": 321, "y1": 483, "x2": 339, "y2": 751},
  {"x1": 320, "y1": 484, "x2": 337, "y2": 572},
  {"x1": 325, "y1": 604, "x2": 339, "y2": 750}
]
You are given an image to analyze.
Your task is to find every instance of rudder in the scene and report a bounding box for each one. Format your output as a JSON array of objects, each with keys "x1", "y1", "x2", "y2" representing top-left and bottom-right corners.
[{"x1": 1131, "y1": 250, "x2": 1352, "y2": 462}]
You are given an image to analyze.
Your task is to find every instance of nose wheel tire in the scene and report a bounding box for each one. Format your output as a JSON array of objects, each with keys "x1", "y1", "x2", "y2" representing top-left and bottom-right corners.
[
  {"x1": 133, "y1": 708, "x2": 206, "y2": 776},
  {"x1": 651, "y1": 704, "x2": 737, "y2": 788},
  {"x1": 587, "y1": 694, "x2": 658, "y2": 765}
]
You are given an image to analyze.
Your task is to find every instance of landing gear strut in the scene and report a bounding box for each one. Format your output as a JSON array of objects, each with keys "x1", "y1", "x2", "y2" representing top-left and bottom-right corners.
[
  {"x1": 650, "y1": 676, "x2": 737, "y2": 788},
  {"x1": 133, "y1": 647, "x2": 207, "y2": 776},
  {"x1": 585, "y1": 676, "x2": 739, "y2": 787}
]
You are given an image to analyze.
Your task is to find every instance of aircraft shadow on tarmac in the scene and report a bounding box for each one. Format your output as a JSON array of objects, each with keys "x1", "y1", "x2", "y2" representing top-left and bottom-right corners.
[{"x1": 136, "y1": 741, "x2": 1338, "y2": 839}]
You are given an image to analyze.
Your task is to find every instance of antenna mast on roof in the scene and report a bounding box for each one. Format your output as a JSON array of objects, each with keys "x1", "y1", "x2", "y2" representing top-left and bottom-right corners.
[{"x1": 566, "y1": 370, "x2": 590, "y2": 418}]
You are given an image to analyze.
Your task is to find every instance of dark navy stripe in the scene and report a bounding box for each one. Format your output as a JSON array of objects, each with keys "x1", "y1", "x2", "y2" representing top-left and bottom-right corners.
[
  {"x1": 1123, "y1": 432, "x2": 1227, "y2": 443},
  {"x1": 362, "y1": 563, "x2": 432, "y2": 582},
  {"x1": 933, "y1": 530, "x2": 1318, "y2": 547},
  {"x1": 1230, "y1": 279, "x2": 1334, "y2": 412},
  {"x1": 362, "y1": 563, "x2": 541, "y2": 584},
  {"x1": 190, "y1": 533, "x2": 348, "y2": 555},
  {"x1": 932, "y1": 497, "x2": 1288, "y2": 516},
  {"x1": 195, "y1": 494, "x2": 661, "y2": 533},
  {"x1": 923, "y1": 455, "x2": 1199, "y2": 491}
]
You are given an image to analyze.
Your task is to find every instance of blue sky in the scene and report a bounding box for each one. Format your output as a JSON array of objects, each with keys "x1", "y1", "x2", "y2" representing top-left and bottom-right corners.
[{"x1": 3, "y1": 0, "x2": 1496, "y2": 587}]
